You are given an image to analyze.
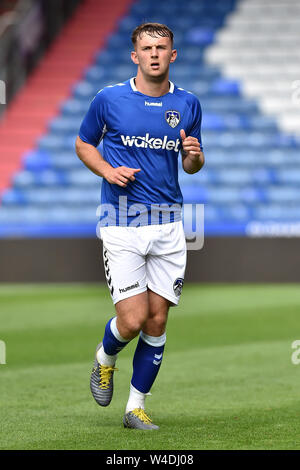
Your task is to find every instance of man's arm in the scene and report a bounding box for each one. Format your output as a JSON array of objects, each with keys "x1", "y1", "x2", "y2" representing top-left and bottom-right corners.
[
  {"x1": 180, "y1": 129, "x2": 204, "y2": 174},
  {"x1": 75, "y1": 136, "x2": 140, "y2": 187}
]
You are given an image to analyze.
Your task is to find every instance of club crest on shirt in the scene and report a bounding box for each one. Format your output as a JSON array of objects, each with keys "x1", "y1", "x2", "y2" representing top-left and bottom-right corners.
[
  {"x1": 173, "y1": 277, "x2": 184, "y2": 297},
  {"x1": 165, "y1": 110, "x2": 180, "y2": 128}
]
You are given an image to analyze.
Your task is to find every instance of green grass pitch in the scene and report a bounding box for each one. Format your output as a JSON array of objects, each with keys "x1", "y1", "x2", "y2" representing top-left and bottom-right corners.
[{"x1": 1, "y1": 283, "x2": 300, "y2": 450}]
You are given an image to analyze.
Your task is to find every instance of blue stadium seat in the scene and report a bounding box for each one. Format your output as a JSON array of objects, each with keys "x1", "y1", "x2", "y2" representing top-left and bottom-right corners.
[
  {"x1": 72, "y1": 80, "x2": 98, "y2": 100},
  {"x1": 253, "y1": 205, "x2": 300, "y2": 221},
  {"x1": 22, "y1": 150, "x2": 51, "y2": 171},
  {"x1": 84, "y1": 65, "x2": 108, "y2": 83},
  {"x1": 210, "y1": 78, "x2": 240, "y2": 95},
  {"x1": 48, "y1": 116, "x2": 83, "y2": 135},
  {"x1": 181, "y1": 186, "x2": 207, "y2": 204},
  {"x1": 266, "y1": 187, "x2": 300, "y2": 203},
  {"x1": 184, "y1": 27, "x2": 215, "y2": 46},
  {"x1": 38, "y1": 135, "x2": 76, "y2": 152},
  {"x1": 60, "y1": 99, "x2": 89, "y2": 117}
]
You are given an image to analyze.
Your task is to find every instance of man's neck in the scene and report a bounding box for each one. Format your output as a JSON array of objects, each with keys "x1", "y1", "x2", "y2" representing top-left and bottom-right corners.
[{"x1": 134, "y1": 73, "x2": 170, "y2": 97}]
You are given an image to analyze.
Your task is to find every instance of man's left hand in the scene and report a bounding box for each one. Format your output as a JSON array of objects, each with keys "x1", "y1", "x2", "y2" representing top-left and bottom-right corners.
[{"x1": 180, "y1": 129, "x2": 201, "y2": 160}]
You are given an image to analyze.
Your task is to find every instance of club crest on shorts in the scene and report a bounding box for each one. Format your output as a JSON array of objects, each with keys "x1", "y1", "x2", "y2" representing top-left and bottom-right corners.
[
  {"x1": 165, "y1": 110, "x2": 180, "y2": 128},
  {"x1": 173, "y1": 277, "x2": 184, "y2": 297}
]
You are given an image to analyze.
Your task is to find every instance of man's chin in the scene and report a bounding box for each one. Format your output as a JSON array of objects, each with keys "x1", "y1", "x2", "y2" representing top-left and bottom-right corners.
[{"x1": 146, "y1": 70, "x2": 168, "y2": 82}]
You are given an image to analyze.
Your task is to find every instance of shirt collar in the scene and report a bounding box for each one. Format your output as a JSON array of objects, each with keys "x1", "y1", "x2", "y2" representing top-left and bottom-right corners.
[{"x1": 130, "y1": 77, "x2": 174, "y2": 94}]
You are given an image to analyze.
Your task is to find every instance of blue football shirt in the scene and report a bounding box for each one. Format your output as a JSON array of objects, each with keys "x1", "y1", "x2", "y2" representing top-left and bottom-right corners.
[{"x1": 78, "y1": 77, "x2": 203, "y2": 226}]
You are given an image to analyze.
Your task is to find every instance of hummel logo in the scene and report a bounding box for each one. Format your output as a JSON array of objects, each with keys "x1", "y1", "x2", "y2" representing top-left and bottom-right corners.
[
  {"x1": 145, "y1": 101, "x2": 162, "y2": 107},
  {"x1": 119, "y1": 281, "x2": 140, "y2": 294},
  {"x1": 153, "y1": 353, "x2": 163, "y2": 366}
]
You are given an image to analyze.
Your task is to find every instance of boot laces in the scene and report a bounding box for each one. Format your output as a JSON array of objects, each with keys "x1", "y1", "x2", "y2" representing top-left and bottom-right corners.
[
  {"x1": 96, "y1": 364, "x2": 118, "y2": 389},
  {"x1": 132, "y1": 408, "x2": 152, "y2": 424}
]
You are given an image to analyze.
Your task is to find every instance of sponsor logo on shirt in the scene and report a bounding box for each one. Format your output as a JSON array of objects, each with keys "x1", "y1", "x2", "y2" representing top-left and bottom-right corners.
[
  {"x1": 120, "y1": 133, "x2": 181, "y2": 152},
  {"x1": 145, "y1": 101, "x2": 162, "y2": 107}
]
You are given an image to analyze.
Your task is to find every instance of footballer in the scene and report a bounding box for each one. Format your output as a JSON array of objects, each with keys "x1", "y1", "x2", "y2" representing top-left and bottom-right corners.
[{"x1": 75, "y1": 22, "x2": 204, "y2": 430}]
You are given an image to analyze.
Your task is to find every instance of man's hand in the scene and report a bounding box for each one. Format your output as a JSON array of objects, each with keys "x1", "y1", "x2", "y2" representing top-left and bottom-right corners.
[
  {"x1": 75, "y1": 136, "x2": 141, "y2": 186},
  {"x1": 103, "y1": 166, "x2": 141, "y2": 187},
  {"x1": 180, "y1": 129, "x2": 204, "y2": 174},
  {"x1": 180, "y1": 129, "x2": 201, "y2": 159}
]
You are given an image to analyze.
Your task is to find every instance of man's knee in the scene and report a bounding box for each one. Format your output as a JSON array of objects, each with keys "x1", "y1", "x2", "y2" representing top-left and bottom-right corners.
[
  {"x1": 153, "y1": 312, "x2": 168, "y2": 331},
  {"x1": 143, "y1": 310, "x2": 168, "y2": 336},
  {"x1": 122, "y1": 313, "x2": 147, "y2": 337},
  {"x1": 116, "y1": 294, "x2": 149, "y2": 339}
]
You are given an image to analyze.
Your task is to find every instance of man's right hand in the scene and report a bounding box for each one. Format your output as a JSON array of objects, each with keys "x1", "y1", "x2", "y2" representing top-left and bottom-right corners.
[
  {"x1": 103, "y1": 166, "x2": 141, "y2": 187},
  {"x1": 75, "y1": 137, "x2": 141, "y2": 186}
]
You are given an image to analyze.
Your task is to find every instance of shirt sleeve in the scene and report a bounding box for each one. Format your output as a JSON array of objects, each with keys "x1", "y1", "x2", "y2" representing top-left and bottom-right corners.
[
  {"x1": 186, "y1": 96, "x2": 203, "y2": 151},
  {"x1": 78, "y1": 91, "x2": 107, "y2": 147}
]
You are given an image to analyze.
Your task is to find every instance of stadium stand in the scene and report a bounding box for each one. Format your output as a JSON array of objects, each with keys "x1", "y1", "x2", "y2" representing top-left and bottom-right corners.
[{"x1": 0, "y1": 0, "x2": 299, "y2": 237}]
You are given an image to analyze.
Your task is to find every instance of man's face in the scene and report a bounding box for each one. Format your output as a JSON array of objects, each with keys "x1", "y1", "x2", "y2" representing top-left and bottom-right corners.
[{"x1": 131, "y1": 33, "x2": 177, "y2": 80}]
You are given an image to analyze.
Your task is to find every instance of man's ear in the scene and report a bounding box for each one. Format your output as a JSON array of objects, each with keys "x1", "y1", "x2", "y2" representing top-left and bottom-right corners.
[
  {"x1": 131, "y1": 50, "x2": 139, "y2": 65},
  {"x1": 170, "y1": 49, "x2": 177, "y2": 64}
]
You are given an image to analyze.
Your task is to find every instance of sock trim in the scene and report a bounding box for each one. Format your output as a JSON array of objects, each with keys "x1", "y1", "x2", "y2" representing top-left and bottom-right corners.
[
  {"x1": 130, "y1": 382, "x2": 152, "y2": 396},
  {"x1": 110, "y1": 317, "x2": 128, "y2": 343},
  {"x1": 140, "y1": 331, "x2": 166, "y2": 347}
]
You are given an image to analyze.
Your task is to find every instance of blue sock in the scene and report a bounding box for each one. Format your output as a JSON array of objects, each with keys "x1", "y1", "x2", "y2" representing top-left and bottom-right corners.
[
  {"x1": 102, "y1": 317, "x2": 129, "y2": 355},
  {"x1": 131, "y1": 331, "x2": 166, "y2": 394}
]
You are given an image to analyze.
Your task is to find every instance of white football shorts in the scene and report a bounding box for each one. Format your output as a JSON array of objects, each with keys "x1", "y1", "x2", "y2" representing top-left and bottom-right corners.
[{"x1": 99, "y1": 221, "x2": 186, "y2": 306}]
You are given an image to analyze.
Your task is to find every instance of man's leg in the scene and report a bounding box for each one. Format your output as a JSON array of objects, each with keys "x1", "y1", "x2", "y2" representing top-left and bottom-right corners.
[
  {"x1": 124, "y1": 221, "x2": 186, "y2": 417},
  {"x1": 124, "y1": 289, "x2": 169, "y2": 429},
  {"x1": 91, "y1": 292, "x2": 148, "y2": 407},
  {"x1": 98, "y1": 292, "x2": 149, "y2": 364},
  {"x1": 97, "y1": 291, "x2": 149, "y2": 364},
  {"x1": 91, "y1": 224, "x2": 149, "y2": 407}
]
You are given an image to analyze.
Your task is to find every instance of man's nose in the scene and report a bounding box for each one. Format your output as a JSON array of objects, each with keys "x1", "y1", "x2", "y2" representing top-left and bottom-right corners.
[{"x1": 151, "y1": 47, "x2": 158, "y2": 57}]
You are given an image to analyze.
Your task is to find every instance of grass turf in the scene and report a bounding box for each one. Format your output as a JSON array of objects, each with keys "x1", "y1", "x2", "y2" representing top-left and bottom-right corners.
[{"x1": 0, "y1": 283, "x2": 300, "y2": 450}]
